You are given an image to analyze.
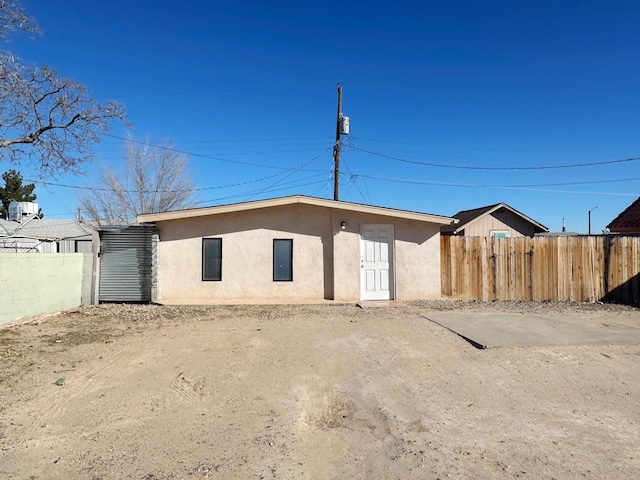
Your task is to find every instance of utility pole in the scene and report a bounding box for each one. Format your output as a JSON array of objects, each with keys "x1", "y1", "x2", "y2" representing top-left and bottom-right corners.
[
  {"x1": 333, "y1": 84, "x2": 342, "y2": 201},
  {"x1": 588, "y1": 206, "x2": 598, "y2": 235}
]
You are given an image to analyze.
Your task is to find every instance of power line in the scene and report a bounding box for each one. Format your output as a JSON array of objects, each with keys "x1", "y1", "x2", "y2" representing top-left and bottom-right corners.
[
  {"x1": 244, "y1": 146, "x2": 330, "y2": 201},
  {"x1": 102, "y1": 133, "x2": 323, "y2": 170},
  {"x1": 26, "y1": 146, "x2": 334, "y2": 195},
  {"x1": 101, "y1": 133, "x2": 638, "y2": 173},
  {"x1": 349, "y1": 172, "x2": 640, "y2": 196},
  {"x1": 353, "y1": 136, "x2": 525, "y2": 153},
  {"x1": 99, "y1": 137, "x2": 332, "y2": 147},
  {"x1": 26, "y1": 158, "x2": 637, "y2": 197},
  {"x1": 348, "y1": 146, "x2": 640, "y2": 171},
  {"x1": 136, "y1": 136, "x2": 332, "y2": 145},
  {"x1": 340, "y1": 141, "x2": 371, "y2": 205},
  {"x1": 27, "y1": 172, "x2": 281, "y2": 194},
  {"x1": 196, "y1": 179, "x2": 328, "y2": 206},
  {"x1": 501, "y1": 177, "x2": 640, "y2": 188},
  {"x1": 179, "y1": 147, "x2": 329, "y2": 156}
]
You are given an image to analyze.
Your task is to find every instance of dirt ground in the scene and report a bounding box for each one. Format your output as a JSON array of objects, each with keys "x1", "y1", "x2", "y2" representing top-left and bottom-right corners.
[{"x1": 1, "y1": 301, "x2": 639, "y2": 479}]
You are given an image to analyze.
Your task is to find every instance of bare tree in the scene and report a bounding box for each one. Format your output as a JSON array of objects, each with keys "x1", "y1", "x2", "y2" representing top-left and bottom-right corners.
[
  {"x1": 77, "y1": 139, "x2": 197, "y2": 225},
  {"x1": 0, "y1": 0, "x2": 36, "y2": 39},
  {"x1": 0, "y1": 0, "x2": 127, "y2": 178}
]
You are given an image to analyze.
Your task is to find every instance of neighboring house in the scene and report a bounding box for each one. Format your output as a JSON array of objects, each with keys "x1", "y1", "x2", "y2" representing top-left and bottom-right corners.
[
  {"x1": 607, "y1": 197, "x2": 640, "y2": 234},
  {"x1": 441, "y1": 202, "x2": 548, "y2": 238},
  {"x1": 0, "y1": 217, "x2": 94, "y2": 253},
  {"x1": 137, "y1": 195, "x2": 453, "y2": 304}
]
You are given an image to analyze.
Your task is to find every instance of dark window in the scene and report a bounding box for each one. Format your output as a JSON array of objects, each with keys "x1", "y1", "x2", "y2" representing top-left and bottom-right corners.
[
  {"x1": 273, "y1": 239, "x2": 293, "y2": 281},
  {"x1": 202, "y1": 238, "x2": 222, "y2": 281}
]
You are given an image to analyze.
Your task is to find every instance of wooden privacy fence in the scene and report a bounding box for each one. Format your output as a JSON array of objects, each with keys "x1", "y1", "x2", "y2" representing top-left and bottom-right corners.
[{"x1": 441, "y1": 235, "x2": 640, "y2": 304}]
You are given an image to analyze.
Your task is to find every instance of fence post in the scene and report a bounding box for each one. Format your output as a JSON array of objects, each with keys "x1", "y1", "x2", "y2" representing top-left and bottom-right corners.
[
  {"x1": 528, "y1": 239, "x2": 534, "y2": 301},
  {"x1": 603, "y1": 235, "x2": 612, "y2": 301}
]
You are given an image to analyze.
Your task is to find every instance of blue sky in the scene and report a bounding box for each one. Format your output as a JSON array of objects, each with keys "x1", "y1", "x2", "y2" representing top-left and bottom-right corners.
[{"x1": 2, "y1": 0, "x2": 639, "y2": 233}]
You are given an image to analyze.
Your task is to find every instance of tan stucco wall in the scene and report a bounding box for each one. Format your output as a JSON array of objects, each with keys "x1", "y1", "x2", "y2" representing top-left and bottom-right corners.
[
  {"x1": 154, "y1": 203, "x2": 442, "y2": 304},
  {"x1": 332, "y1": 212, "x2": 441, "y2": 301},
  {"x1": 155, "y1": 204, "x2": 333, "y2": 303},
  {"x1": 395, "y1": 220, "x2": 442, "y2": 300}
]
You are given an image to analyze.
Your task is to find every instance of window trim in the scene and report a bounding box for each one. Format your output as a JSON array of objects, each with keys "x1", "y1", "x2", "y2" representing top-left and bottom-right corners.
[
  {"x1": 273, "y1": 238, "x2": 293, "y2": 282},
  {"x1": 202, "y1": 238, "x2": 222, "y2": 281},
  {"x1": 490, "y1": 229, "x2": 510, "y2": 239}
]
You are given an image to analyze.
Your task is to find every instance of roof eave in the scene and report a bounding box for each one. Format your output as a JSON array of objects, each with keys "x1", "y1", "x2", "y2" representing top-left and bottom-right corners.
[{"x1": 137, "y1": 195, "x2": 453, "y2": 225}]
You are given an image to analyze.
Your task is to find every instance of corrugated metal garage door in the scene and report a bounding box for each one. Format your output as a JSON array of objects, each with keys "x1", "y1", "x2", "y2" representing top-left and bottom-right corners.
[{"x1": 98, "y1": 226, "x2": 155, "y2": 302}]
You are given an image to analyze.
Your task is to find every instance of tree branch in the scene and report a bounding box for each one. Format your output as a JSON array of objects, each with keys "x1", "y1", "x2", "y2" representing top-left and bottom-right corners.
[
  {"x1": 78, "y1": 137, "x2": 196, "y2": 225},
  {"x1": 0, "y1": 4, "x2": 128, "y2": 177}
]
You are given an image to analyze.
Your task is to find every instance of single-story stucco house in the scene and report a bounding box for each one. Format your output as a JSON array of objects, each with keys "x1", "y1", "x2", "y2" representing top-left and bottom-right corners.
[{"x1": 137, "y1": 195, "x2": 454, "y2": 304}]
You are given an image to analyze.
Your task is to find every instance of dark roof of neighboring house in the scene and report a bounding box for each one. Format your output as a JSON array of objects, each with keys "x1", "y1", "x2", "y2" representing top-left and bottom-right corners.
[
  {"x1": 607, "y1": 197, "x2": 640, "y2": 232},
  {"x1": 441, "y1": 202, "x2": 548, "y2": 235},
  {"x1": 0, "y1": 218, "x2": 94, "y2": 240}
]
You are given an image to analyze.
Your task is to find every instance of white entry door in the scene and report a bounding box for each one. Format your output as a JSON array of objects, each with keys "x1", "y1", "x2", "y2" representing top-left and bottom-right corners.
[{"x1": 360, "y1": 224, "x2": 394, "y2": 301}]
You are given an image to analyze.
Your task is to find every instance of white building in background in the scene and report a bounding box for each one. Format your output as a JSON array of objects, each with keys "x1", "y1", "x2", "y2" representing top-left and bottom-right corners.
[{"x1": 0, "y1": 202, "x2": 94, "y2": 253}]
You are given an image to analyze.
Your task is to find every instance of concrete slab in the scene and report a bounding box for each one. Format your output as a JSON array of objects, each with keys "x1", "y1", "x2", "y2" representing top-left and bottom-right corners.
[
  {"x1": 356, "y1": 301, "x2": 407, "y2": 309},
  {"x1": 423, "y1": 312, "x2": 640, "y2": 348}
]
